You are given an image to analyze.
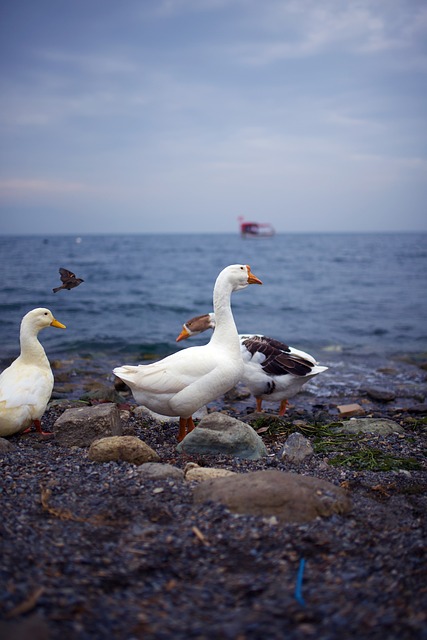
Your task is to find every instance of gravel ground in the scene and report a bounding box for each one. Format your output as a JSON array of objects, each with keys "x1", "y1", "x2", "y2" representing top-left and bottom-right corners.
[
  {"x1": 1, "y1": 361, "x2": 426, "y2": 640},
  {"x1": 0, "y1": 398, "x2": 427, "y2": 640}
]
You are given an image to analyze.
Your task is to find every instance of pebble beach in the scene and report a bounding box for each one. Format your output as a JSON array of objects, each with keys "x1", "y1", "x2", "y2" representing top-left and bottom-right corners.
[{"x1": 1, "y1": 350, "x2": 426, "y2": 640}]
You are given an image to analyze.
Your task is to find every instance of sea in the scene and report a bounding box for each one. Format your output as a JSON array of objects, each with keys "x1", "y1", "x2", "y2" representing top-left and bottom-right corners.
[{"x1": 0, "y1": 233, "x2": 426, "y2": 399}]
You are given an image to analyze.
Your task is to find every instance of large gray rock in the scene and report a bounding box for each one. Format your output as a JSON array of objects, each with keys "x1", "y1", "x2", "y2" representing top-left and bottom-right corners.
[
  {"x1": 334, "y1": 418, "x2": 405, "y2": 435},
  {"x1": 177, "y1": 412, "x2": 268, "y2": 459},
  {"x1": 53, "y1": 403, "x2": 122, "y2": 447},
  {"x1": 88, "y1": 435, "x2": 159, "y2": 465},
  {"x1": 193, "y1": 469, "x2": 351, "y2": 523}
]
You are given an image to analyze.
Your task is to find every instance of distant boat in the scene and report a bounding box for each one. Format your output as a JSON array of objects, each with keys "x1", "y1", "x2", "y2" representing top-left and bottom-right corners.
[{"x1": 238, "y1": 216, "x2": 275, "y2": 238}]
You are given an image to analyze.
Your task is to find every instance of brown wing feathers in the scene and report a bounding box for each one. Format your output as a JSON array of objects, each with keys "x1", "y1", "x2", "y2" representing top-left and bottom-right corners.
[{"x1": 242, "y1": 336, "x2": 313, "y2": 377}]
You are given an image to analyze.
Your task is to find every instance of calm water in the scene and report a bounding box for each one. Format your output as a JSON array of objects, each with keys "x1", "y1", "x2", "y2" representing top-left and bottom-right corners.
[{"x1": 0, "y1": 233, "x2": 426, "y2": 369}]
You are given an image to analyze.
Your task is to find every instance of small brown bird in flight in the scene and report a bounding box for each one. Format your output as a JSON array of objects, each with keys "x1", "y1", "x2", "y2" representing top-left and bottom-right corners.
[{"x1": 53, "y1": 268, "x2": 84, "y2": 293}]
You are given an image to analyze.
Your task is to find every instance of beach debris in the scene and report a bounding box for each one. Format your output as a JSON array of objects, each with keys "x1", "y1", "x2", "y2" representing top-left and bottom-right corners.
[
  {"x1": 295, "y1": 558, "x2": 306, "y2": 607},
  {"x1": 53, "y1": 267, "x2": 84, "y2": 293},
  {"x1": 192, "y1": 525, "x2": 210, "y2": 546},
  {"x1": 40, "y1": 484, "x2": 119, "y2": 527},
  {"x1": 337, "y1": 403, "x2": 365, "y2": 417},
  {"x1": 4, "y1": 587, "x2": 44, "y2": 619}
]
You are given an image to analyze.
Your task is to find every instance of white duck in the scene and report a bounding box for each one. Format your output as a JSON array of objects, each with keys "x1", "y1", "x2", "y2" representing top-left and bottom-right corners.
[
  {"x1": 176, "y1": 313, "x2": 327, "y2": 415},
  {"x1": 113, "y1": 264, "x2": 262, "y2": 441},
  {"x1": 0, "y1": 308, "x2": 66, "y2": 437}
]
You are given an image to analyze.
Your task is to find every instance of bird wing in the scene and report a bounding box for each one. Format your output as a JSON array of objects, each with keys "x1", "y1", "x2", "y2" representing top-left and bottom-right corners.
[
  {"x1": 0, "y1": 363, "x2": 52, "y2": 409},
  {"x1": 241, "y1": 336, "x2": 315, "y2": 377},
  {"x1": 114, "y1": 345, "x2": 218, "y2": 396},
  {"x1": 59, "y1": 267, "x2": 76, "y2": 283}
]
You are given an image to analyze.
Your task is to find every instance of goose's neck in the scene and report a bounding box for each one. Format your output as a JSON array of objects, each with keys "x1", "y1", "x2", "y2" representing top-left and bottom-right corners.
[
  {"x1": 19, "y1": 325, "x2": 49, "y2": 366},
  {"x1": 210, "y1": 274, "x2": 240, "y2": 351}
]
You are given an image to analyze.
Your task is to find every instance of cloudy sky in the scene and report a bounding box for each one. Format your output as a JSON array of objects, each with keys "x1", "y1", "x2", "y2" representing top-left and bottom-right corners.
[{"x1": 1, "y1": 0, "x2": 426, "y2": 234}]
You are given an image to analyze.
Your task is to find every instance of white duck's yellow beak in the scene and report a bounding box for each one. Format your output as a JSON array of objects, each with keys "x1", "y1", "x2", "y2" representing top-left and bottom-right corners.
[
  {"x1": 246, "y1": 265, "x2": 263, "y2": 285},
  {"x1": 51, "y1": 318, "x2": 66, "y2": 329}
]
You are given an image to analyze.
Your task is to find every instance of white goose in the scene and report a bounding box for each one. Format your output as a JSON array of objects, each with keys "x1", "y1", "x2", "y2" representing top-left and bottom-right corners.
[
  {"x1": 176, "y1": 313, "x2": 327, "y2": 415},
  {"x1": 0, "y1": 308, "x2": 66, "y2": 437},
  {"x1": 113, "y1": 264, "x2": 262, "y2": 441}
]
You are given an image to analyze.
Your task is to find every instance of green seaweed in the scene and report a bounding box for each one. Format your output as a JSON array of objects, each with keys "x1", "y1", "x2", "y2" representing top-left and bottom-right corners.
[
  {"x1": 251, "y1": 416, "x2": 423, "y2": 472},
  {"x1": 402, "y1": 416, "x2": 427, "y2": 431},
  {"x1": 327, "y1": 449, "x2": 422, "y2": 472},
  {"x1": 251, "y1": 416, "x2": 343, "y2": 439}
]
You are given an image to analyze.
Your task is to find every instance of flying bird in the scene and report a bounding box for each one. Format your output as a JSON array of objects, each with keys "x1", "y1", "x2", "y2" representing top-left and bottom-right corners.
[{"x1": 53, "y1": 268, "x2": 84, "y2": 293}]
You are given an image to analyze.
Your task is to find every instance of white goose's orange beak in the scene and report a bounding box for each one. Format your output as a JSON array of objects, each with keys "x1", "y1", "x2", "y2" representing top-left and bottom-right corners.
[
  {"x1": 176, "y1": 326, "x2": 190, "y2": 342},
  {"x1": 246, "y1": 265, "x2": 262, "y2": 285},
  {"x1": 51, "y1": 318, "x2": 66, "y2": 329}
]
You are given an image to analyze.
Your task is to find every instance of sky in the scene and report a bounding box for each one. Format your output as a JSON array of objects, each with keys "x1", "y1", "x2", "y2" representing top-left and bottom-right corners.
[{"x1": 0, "y1": 0, "x2": 426, "y2": 234}]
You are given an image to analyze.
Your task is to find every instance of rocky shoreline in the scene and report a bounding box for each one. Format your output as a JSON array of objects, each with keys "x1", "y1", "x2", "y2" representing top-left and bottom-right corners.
[{"x1": 0, "y1": 353, "x2": 426, "y2": 640}]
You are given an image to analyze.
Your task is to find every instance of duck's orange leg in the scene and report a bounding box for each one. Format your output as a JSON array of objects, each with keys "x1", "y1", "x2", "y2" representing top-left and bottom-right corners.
[
  {"x1": 278, "y1": 400, "x2": 289, "y2": 416},
  {"x1": 256, "y1": 397, "x2": 263, "y2": 412},
  {"x1": 186, "y1": 416, "x2": 195, "y2": 434},
  {"x1": 178, "y1": 418, "x2": 187, "y2": 442},
  {"x1": 178, "y1": 416, "x2": 196, "y2": 442},
  {"x1": 23, "y1": 419, "x2": 51, "y2": 435}
]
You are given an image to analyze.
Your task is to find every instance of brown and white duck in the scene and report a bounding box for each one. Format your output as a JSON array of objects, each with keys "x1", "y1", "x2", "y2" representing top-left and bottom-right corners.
[{"x1": 176, "y1": 312, "x2": 327, "y2": 415}]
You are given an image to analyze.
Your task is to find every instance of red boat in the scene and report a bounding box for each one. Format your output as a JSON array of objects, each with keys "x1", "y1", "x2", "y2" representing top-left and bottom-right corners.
[{"x1": 238, "y1": 217, "x2": 275, "y2": 238}]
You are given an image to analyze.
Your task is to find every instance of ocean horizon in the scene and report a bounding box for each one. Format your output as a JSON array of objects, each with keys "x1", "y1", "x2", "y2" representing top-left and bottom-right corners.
[{"x1": 0, "y1": 232, "x2": 426, "y2": 364}]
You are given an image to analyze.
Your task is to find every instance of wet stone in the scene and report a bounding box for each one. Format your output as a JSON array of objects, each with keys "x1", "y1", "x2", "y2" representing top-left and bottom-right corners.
[
  {"x1": 53, "y1": 403, "x2": 123, "y2": 447},
  {"x1": 88, "y1": 435, "x2": 160, "y2": 465},
  {"x1": 333, "y1": 418, "x2": 405, "y2": 435},
  {"x1": 137, "y1": 462, "x2": 184, "y2": 481},
  {"x1": 177, "y1": 412, "x2": 268, "y2": 459},
  {"x1": 365, "y1": 387, "x2": 396, "y2": 402},
  {"x1": 193, "y1": 469, "x2": 352, "y2": 523},
  {"x1": 0, "y1": 437, "x2": 16, "y2": 453},
  {"x1": 280, "y1": 432, "x2": 313, "y2": 464}
]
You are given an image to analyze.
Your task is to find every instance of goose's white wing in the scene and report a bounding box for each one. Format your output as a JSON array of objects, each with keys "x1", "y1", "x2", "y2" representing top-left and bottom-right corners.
[{"x1": 114, "y1": 344, "x2": 223, "y2": 396}]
